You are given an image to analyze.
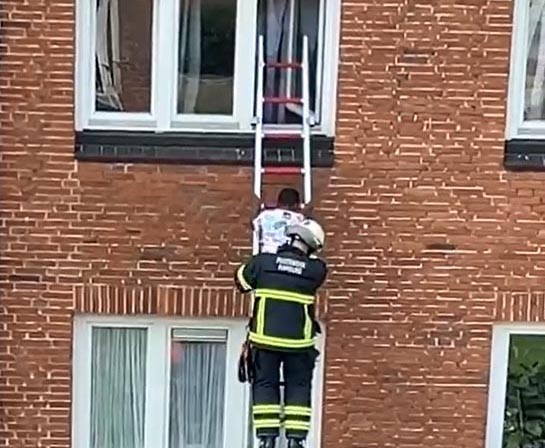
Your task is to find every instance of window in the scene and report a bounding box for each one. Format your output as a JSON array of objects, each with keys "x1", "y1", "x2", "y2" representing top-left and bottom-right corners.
[
  {"x1": 72, "y1": 316, "x2": 325, "y2": 448},
  {"x1": 485, "y1": 325, "x2": 545, "y2": 448},
  {"x1": 507, "y1": 0, "x2": 545, "y2": 138},
  {"x1": 72, "y1": 318, "x2": 247, "y2": 448},
  {"x1": 75, "y1": 0, "x2": 341, "y2": 135}
]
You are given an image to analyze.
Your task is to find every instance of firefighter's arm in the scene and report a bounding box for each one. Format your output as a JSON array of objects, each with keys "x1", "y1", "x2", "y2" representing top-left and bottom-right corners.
[
  {"x1": 234, "y1": 257, "x2": 259, "y2": 293},
  {"x1": 316, "y1": 259, "x2": 328, "y2": 288},
  {"x1": 311, "y1": 260, "x2": 327, "y2": 336}
]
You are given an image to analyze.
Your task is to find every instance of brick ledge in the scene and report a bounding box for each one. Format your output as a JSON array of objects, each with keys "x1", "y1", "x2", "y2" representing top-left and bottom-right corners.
[
  {"x1": 75, "y1": 130, "x2": 335, "y2": 167},
  {"x1": 75, "y1": 284, "x2": 328, "y2": 319}
]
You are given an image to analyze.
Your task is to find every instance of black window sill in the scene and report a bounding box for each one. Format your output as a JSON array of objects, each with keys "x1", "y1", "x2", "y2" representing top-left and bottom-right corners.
[
  {"x1": 504, "y1": 139, "x2": 545, "y2": 170},
  {"x1": 75, "y1": 130, "x2": 334, "y2": 167}
]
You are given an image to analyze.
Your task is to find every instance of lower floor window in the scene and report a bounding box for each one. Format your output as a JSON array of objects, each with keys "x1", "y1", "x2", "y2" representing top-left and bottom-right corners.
[
  {"x1": 486, "y1": 325, "x2": 545, "y2": 448},
  {"x1": 73, "y1": 316, "x2": 324, "y2": 448}
]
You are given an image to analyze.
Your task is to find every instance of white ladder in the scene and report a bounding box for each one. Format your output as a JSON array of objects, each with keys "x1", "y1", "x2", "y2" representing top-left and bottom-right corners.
[{"x1": 252, "y1": 34, "x2": 314, "y2": 255}]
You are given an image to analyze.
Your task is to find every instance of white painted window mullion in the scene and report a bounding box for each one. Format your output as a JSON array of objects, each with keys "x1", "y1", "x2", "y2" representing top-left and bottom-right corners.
[
  {"x1": 71, "y1": 319, "x2": 92, "y2": 448},
  {"x1": 484, "y1": 325, "x2": 510, "y2": 448},
  {"x1": 153, "y1": 0, "x2": 178, "y2": 130},
  {"x1": 144, "y1": 323, "x2": 169, "y2": 448},
  {"x1": 234, "y1": 0, "x2": 258, "y2": 130},
  {"x1": 314, "y1": 0, "x2": 326, "y2": 123},
  {"x1": 223, "y1": 324, "x2": 249, "y2": 448},
  {"x1": 506, "y1": 0, "x2": 530, "y2": 139},
  {"x1": 75, "y1": 0, "x2": 95, "y2": 130},
  {"x1": 320, "y1": 0, "x2": 341, "y2": 137}
]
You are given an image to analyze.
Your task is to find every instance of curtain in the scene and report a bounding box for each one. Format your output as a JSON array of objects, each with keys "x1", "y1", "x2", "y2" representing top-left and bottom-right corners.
[
  {"x1": 96, "y1": 0, "x2": 123, "y2": 111},
  {"x1": 259, "y1": 0, "x2": 319, "y2": 124},
  {"x1": 90, "y1": 327, "x2": 147, "y2": 448},
  {"x1": 526, "y1": 0, "x2": 545, "y2": 120},
  {"x1": 169, "y1": 342, "x2": 226, "y2": 448},
  {"x1": 178, "y1": 0, "x2": 202, "y2": 113}
]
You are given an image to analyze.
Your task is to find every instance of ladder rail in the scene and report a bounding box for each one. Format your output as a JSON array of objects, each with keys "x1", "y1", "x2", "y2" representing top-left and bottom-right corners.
[
  {"x1": 286, "y1": 0, "x2": 296, "y2": 101},
  {"x1": 252, "y1": 35, "x2": 266, "y2": 255},
  {"x1": 252, "y1": 34, "x2": 312, "y2": 253},
  {"x1": 301, "y1": 35, "x2": 312, "y2": 205}
]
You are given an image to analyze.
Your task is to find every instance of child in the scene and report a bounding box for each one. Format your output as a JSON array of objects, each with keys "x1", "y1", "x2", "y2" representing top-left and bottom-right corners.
[{"x1": 253, "y1": 188, "x2": 305, "y2": 254}]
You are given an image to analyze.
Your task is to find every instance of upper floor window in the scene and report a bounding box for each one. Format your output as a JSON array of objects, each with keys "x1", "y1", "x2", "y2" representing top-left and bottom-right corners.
[
  {"x1": 507, "y1": 0, "x2": 545, "y2": 139},
  {"x1": 75, "y1": 0, "x2": 341, "y2": 136}
]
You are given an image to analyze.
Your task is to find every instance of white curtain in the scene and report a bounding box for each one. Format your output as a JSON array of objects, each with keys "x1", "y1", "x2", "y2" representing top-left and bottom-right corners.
[
  {"x1": 526, "y1": 0, "x2": 545, "y2": 119},
  {"x1": 178, "y1": 0, "x2": 202, "y2": 113},
  {"x1": 169, "y1": 342, "x2": 226, "y2": 448},
  {"x1": 260, "y1": 0, "x2": 319, "y2": 124},
  {"x1": 90, "y1": 328, "x2": 147, "y2": 448},
  {"x1": 95, "y1": 0, "x2": 123, "y2": 111}
]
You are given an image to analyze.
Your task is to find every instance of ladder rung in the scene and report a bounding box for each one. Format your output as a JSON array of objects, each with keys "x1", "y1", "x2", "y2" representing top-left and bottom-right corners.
[
  {"x1": 262, "y1": 166, "x2": 304, "y2": 175},
  {"x1": 263, "y1": 96, "x2": 302, "y2": 104},
  {"x1": 260, "y1": 201, "x2": 278, "y2": 210},
  {"x1": 260, "y1": 202, "x2": 304, "y2": 210},
  {"x1": 266, "y1": 62, "x2": 302, "y2": 69},
  {"x1": 263, "y1": 132, "x2": 302, "y2": 140}
]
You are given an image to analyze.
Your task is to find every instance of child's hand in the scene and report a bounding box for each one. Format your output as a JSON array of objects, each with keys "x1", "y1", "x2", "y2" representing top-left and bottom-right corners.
[
  {"x1": 302, "y1": 203, "x2": 314, "y2": 217},
  {"x1": 251, "y1": 195, "x2": 261, "y2": 215}
]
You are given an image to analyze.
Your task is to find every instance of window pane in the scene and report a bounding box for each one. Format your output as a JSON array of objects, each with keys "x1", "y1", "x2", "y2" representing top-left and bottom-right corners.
[
  {"x1": 525, "y1": 6, "x2": 545, "y2": 120},
  {"x1": 95, "y1": 0, "x2": 153, "y2": 112},
  {"x1": 503, "y1": 334, "x2": 545, "y2": 447},
  {"x1": 257, "y1": 0, "x2": 321, "y2": 125},
  {"x1": 177, "y1": 0, "x2": 236, "y2": 115},
  {"x1": 169, "y1": 337, "x2": 227, "y2": 448},
  {"x1": 90, "y1": 327, "x2": 147, "y2": 448}
]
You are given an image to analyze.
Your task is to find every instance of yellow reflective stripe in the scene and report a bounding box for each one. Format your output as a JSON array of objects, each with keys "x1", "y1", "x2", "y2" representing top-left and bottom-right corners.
[
  {"x1": 253, "y1": 404, "x2": 281, "y2": 413},
  {"x1": 254, "y1": 419, "x2": 281, "y2": 429},
  {"x1": 284, "y1": 406, "x2": 312, "y2": 416},
  {"x1": 284, "y1": 421, "x2": 311, "y2": 430},
  {"x1": 303, "y1": 305, "x2": 312, "y2": 340},
  {"x1": 249, "y1": 332, "x2": 315, "y2": 348},
  {"x1": 255, "y1": 288, "x2": 314, "y2": 305},
  {"x1": 256, "y1": 298, "x2": 266, "y2": 335},
  {"x1": 237, "y1": 265, "x2": 252, "y2": 290}
]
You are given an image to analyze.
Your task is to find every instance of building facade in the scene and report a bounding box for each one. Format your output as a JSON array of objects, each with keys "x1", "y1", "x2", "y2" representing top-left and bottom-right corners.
[{"x1": 1, "y1": 0, "x2": 544, "y2": 447}]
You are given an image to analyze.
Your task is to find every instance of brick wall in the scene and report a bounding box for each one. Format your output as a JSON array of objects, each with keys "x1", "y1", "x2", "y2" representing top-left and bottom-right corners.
[{"x1": 0, "y1": 0, "x2": 539, "y2": 447}]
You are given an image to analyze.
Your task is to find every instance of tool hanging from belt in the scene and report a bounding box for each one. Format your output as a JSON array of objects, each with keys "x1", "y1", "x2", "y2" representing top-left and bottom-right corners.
[{"x1": 238, "y1": 338, "x2": 254, "y2": 383}]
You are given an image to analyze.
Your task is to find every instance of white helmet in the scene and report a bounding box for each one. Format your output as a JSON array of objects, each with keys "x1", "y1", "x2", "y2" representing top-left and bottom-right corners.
[{"x1": 286, "y1": 218, "x2": 325, "y2": 251}]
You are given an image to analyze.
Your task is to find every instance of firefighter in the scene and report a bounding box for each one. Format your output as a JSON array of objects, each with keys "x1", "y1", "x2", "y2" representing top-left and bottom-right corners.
[{"x1": 235, "y1": 218, "x2": 328, "y2": 448}]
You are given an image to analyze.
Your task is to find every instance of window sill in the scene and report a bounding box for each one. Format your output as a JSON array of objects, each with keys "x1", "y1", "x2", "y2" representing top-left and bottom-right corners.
[
  {"x1": 504, "y1": 139, "x2": 545, "y2": 170},
  {"x1": 75, "y1": 130, "x2": 334, "y2": 167}
]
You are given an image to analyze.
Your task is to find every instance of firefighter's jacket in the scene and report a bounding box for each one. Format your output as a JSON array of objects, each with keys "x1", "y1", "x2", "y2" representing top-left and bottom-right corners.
[{"x1": 234, "y1": 244, "x2": 327, "y2": 351}]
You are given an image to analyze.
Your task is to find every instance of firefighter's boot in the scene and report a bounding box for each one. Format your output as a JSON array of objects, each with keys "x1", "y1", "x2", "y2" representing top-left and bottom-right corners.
[
  {"x1": 258, "y1": 436, "x2": 276, "y2": 448},
  {"x1": 288, "y1": 438, "x2": 306, "y2": 448}
]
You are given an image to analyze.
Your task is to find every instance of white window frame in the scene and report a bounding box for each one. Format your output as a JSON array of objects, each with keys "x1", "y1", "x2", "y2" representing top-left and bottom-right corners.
[
  {"x1": 484, "y1": 323, "x2": 545, "y2": 448},
  {"x1": 74, "y1": 0, "x2": 341, "y2": 136},
  {"x1": 506, "y1": 0, "x2": 545, "y2": 139},
  {"x1": 71, "y1": 315, "x2": 326, "y2": 448}
]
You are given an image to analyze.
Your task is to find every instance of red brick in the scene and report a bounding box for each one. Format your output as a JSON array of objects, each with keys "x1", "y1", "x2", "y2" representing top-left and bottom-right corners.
[{"x1": 0, "y1": 0, "x2": 535, "y2": 446}]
